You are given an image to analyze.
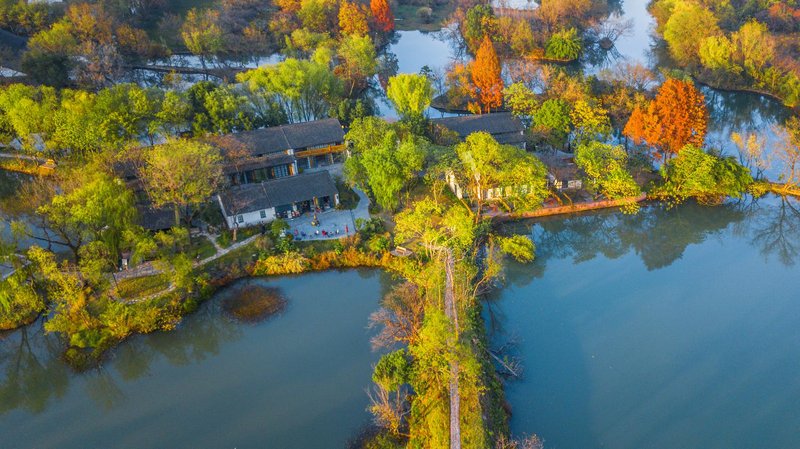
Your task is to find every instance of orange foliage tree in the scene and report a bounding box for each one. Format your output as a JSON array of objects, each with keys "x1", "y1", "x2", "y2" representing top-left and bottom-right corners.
[
  {"x1": 370, "y1": 0, "x2": 394, "y2": 33},
  {"x1": 339, "y1": 1, "x2": 370, "y2": 36},
  {"x1": 276, "y1": 0, "x2": 302, "y2": 13},
  {"x1": 623, "y1": 78, "x2": 707, "y2": 159},
  {"x1": 469, "y1": 35, "x2": 504, "y2": 114}
]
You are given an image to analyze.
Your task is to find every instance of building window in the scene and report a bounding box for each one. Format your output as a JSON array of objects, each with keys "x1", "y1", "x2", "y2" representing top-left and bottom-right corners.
[
  {"x1": 260, "y1": 210, "x2": 267, "y2": 219},
  {"x1": 272, "y1": 165, "x2": 289, "y2": 178},
  {"x1": 237, "y1": 215, "x2": 244, "y2": 223},
  {"x1": 251, "y1": 168, "x2": 268, "y2": 183}
]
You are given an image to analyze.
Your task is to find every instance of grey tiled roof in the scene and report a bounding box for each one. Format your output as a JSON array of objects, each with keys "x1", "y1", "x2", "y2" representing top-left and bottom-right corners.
[
  {"x1": 433, "y1": 112, "x2": 525, "y2": 144},
  {"x1": 224, "y1": 119, "x2": 345, "y2": 157},
  {"x1": 222, "y1": 153, "x2": 295, "y2": 174},
  {"x1": 220, "y1": 171, "x2": 338, "y2": 215},
  {"x1": 137, "y1": 206, "x2": 175, "y2": 231},
  {"x1": 0, "y1": 30, "x2": 26, "y2": 70}
]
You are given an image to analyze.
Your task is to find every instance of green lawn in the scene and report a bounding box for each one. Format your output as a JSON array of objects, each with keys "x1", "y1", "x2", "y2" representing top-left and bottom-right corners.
[
  {"x1": 296, "y1": 239, "x2": 338, "y2": 255},
  {"x1": 216, "y1": 226, "x2": 262, "y2": 248},
  {"x1": 115, "y1": 274, "x2": 170, "y2": 299},
  {"x1": 189, "y1": 235, "x2": 217, "y2": 260}
]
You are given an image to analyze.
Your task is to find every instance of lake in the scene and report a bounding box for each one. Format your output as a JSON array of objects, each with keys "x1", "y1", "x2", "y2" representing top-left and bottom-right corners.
[
  {"x1": 0, "y1": 270, "x2": 389, "y2": 449},
  {"x1": 2, "y1": 1, "x2": 799, "y2": 447},
  {"x1": 490, "y1": 197, "x2": 800, "y2": 448}
]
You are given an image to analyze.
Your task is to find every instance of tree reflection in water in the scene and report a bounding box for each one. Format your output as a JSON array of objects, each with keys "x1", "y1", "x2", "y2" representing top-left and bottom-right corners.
[
  {"x1": 740, "y1": 196, "x2": 800, "y2": 266},
  {"x1": 499, "y1": 201, "x2": 748, "y2": 288},
  {"x1": 0, "y1": 295, "x2": 243, "y2": 416},
  {"x1": 498, "y1": 195, "x2": 800, "y2": 290},
  {"x1": 0, "y1": 320, "x2": 70, "y2": 415}
]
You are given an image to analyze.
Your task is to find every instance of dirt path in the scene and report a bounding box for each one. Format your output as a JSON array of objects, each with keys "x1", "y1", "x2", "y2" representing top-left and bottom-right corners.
[
  {"x1": 443, "y1": 249, "x2": 461, "y2": 449},
  {"x1": 489, "y1": 194, "x2": 647, "y2": 222}
]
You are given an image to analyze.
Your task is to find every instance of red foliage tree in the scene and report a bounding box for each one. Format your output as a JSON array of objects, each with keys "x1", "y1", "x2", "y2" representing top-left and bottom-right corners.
[
  {"x1": 470, "y1": 35, "x2": 504, "y2": 114},
  {"x1": 623, "y1": 78, "x2": 707, "y2": 159},
  {"x1": 370, "y1": 0, "x2": 394, "y2": 33}
]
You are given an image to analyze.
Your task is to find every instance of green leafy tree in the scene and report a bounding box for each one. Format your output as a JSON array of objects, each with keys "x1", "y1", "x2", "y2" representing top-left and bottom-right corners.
[
  {"x1": 533, "y1": 98, "x2": 571, "y2": 148},
  {"x1": 181, "y1": 8, "x2": 224, "y2": 72},
  {"x1": 22, "y1": 21, "x2": 78, "y2": 87},
  {"x1": 386, "y1": 73, "x2": 434, "y2": 120},
  {"x1": 141, "y1": 138, "x2": 223, "y2": 229},
  {"x1": 503, "y1": 82, "x2": 538, "y2": 127},
  {"x1": 36, "y1": 167, "x2": 137, "y2": 263},
  {"x1": 393, "y1": 198, "x2": 445, "y2": 256},
  {"x1": 154, "y1": 91, "x2": 192, "y2": 136},
  {"x1": 569, "y1": 99, "x2": 611, "y2": 147},
  {"x1": 662, "y1": 1, "x2": 720, "y2": 65},
  {"x1": 187, "y1": 83, "x2": 253, "y2": 135},
  {"x1": 0, "y1": 250, "x2": 45, "y2": 330},
  {"x1": 336, "y1": 34, "x2": 378, "y2": 96},
  {"x1": 575, "y1": 142, "x2": 641, "y2": 211},
  {"x1": 298, "y1": 0, "x2": 338, "y2": 33},
  {"x1": 734, "y1": 19, "x2": 775, "y2": 76},
  {"x1": 370, "y1": 349, "x2": 411, "y2": 435},
  {"x1": 453, "y1": 132, "x2": 548, "y2": 213},
  {"x1": 656, "y1": 145, "x2": 753, "y2": 205},
  {"x1": 407, "y1": 309, "x2": 451, "y2": 449},
  {"x1": 699, "y1": 35, "x2": 739, "y2": 73},
  {"x1": 0, "y1": 84, "x2": 59, "y2": 154},
  {"x1": 345, "y1": 118, "x2": 426, "y2": 210},
  {"x1": 238, "y1": 54, "x2": 343, "y2": 123},
  {"x1": 496, "y1": 235, "x2": 535, "y2": 263},
  {"x1": 462, "y1": 4, "x2": 496, "y2": 52}
]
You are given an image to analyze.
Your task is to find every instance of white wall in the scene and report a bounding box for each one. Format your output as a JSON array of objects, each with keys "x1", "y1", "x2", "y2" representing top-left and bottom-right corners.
[{"x1": 224, "y1": 208, "x2": 276, "y2": 230}]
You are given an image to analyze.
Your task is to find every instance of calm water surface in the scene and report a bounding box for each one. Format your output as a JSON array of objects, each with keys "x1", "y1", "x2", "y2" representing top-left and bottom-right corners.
[
  {"x1": 0, "y1": 270, "x2": 389, "y2": 449},
  {"x1": 490, "y1": 198, "x2": 800, "y2": 449}
]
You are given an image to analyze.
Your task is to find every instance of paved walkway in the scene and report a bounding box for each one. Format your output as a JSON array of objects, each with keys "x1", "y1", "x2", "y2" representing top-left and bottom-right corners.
[
  {"x1": 116, "y1": 233, "x2": 261, "y2": 304},
  {"x1": 287, "y1": 188, "x2": 370, "y2": 241}
]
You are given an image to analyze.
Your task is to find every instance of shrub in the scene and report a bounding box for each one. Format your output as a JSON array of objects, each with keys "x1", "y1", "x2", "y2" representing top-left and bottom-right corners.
[
  {"x1": 416, "y1": 7, "x2": 433, "y2": 23},
  {"x1": 497, "y1": 235, "x2": 536, "y2": 263},
  {"x1": 545, "y1": 28, "x2": 581, "y2": 60},
  {"x1": 368, "y1": 233, "x2": 392, "y2": 253},
  {"x1": 656, "y1": 145, "x2": 753, "y2": 205},
  {"x1": 251, "y1": 252, "x2": 310, "y2": 275}
]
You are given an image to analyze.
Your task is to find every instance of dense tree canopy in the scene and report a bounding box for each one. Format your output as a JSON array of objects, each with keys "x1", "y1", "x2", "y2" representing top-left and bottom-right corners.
[
  {"x1": 575, "y1": 142, "x2": 641, "y2": 210},
  {"x1": 662, "y1": 1, "x2": 721, "y2": 65},
  {"x1": 386, "y1": 73, "x2": 434, "y2": 120},
  {"x1": 238, "y1": 54, "x2": 342, "y2": 123},
  {"x1": 452, "y1": 132, "x2": 548, "y2": 213},
  {"x1": 656, "y1": 145, "x2": 753, "y2": 205},
  {"x1": 141, "y1": 138, "x2": 223, "y2": 228},
  {"x1": 181, "y1": 8, "x2": 225, "y2": 71},
  {"x1": 344, "y1": 117, "x2": 426, "y2": 210},
  {"x1": 34, "y1": 166, "x2": 138, "y2": 264}
]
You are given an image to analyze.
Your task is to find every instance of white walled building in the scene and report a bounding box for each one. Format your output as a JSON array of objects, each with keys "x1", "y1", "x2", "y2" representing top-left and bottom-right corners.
[{"x1": 217, "y1": 171, "x2": 340, "y2": 229}]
